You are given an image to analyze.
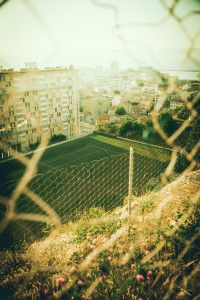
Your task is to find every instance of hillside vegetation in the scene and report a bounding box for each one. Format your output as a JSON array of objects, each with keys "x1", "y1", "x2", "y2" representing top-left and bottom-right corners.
[{"x1": 0, "y1": 170, "x2": 199, "y2": 299}]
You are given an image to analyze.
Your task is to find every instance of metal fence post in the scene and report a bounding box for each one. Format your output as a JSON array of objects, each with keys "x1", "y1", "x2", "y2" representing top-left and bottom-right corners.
[{"x1": 128, "y1": 147, "x2": 133, "y2": 217}]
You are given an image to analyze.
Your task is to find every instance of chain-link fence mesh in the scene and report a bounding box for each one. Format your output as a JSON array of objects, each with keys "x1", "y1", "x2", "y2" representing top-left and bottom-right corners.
[{"x1": 0, "y1": 0, "x2": 200, "y2": 299}]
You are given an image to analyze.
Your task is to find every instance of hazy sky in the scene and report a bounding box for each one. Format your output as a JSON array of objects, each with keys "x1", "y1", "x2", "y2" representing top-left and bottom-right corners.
[{"x1": 0, "y1": 0, "x2": 200, "y2": 70}]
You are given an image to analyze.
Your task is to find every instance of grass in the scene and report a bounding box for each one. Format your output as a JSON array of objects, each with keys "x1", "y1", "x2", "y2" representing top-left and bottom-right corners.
[
  {"x1": 0, "y1": 134, "x2": 171, "y2": 250},
  {"x1": 0, "y1": 187, "x2": 199, "y2": 299},
  {"x1": 91, "y1": 135, "x2": 172, "y2": 162}
]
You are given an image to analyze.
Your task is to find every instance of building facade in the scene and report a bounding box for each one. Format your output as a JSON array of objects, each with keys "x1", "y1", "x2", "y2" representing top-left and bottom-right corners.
[
  {"x1": 0, "y1": 65, "x2": 80, "y2": 154},
  {"x1": 83, "y1": 93, "x2": 112, "y2": 120}
]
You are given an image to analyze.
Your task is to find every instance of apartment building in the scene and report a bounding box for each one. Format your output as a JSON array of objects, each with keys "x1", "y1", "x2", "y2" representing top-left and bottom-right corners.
[
  {"x1": 170, "y1": 99, "x2": 185, "y2": 110},
  {"x1": 83, "y1": 93, "x2": 112, "y2": 120},
  {"x1": 0, "y1": 65, "x2": 80, "y2": 154}
]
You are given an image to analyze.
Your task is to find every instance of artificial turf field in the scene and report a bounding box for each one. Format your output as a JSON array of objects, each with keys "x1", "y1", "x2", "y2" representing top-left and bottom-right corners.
[
  {"x1": 0, "y1": 134, "x2": 171, "y2": 183},
  {"x1": 0, "y1": 135, "x2": 171, "y2": 249}
]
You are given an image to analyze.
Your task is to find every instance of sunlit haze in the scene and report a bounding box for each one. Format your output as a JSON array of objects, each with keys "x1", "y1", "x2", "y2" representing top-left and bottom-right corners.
[{"x1": 0, "y1": 0, "x2": 200, "y2": 70}]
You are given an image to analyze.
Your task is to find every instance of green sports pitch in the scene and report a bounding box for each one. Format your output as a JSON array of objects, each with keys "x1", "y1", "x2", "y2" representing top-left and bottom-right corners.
[{"x1": 0, "y1": 135, "x2": 171, "y2": 248}]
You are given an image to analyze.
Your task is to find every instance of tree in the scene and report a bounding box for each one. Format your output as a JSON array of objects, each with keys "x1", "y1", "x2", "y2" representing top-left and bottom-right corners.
[
  {"x1": 158, "y1": 112, "x2": 179, "y2": 137},
  {"x1": 105, "y1": 122, "x2": 118, "y2": 134},
  {"x1": 119, "y1": 120, "x2": 144, "y2": 139},
  {"x1": 113, "y1": 90, "x2": 120, "y2": 95},
  {"x1": 115, "y1": 105, "x2": 127, "y2": 115},
  {"x1": 119, "y1": 120, "x2": 133, "y2": 136},
  {"x1": 138, "y1": 82, "x2": 144, "y2": 87},
  {"x1": 176, "y1": 107, "x2": 190, "y2": 120}
]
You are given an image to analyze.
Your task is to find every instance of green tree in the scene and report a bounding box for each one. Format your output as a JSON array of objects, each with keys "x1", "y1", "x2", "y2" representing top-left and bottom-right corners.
[
  {"x1": 105, "y1": 122, "x2": 118, "y2": 134},
  {"x1": 158, "y1": 112, "x2": 179, "y2": 137},
  {"x1": 115, "y1": 105, "x2": 127, "y2": 115},
  {"x1": 138, "y1": 82, "x2": 144, "y2": 87},
  {"x1": 113, "y1": 90, "x2": 120, "y2": 95},
  {"x1": 119, "y1": 120, "x2": 144, "y2": 139},
  {"x1": 176, "y1": 107, "x2": 190, "y2": 120},
  {"x1": 119, "y1": 120, "x2": 133, "y2": 136}
]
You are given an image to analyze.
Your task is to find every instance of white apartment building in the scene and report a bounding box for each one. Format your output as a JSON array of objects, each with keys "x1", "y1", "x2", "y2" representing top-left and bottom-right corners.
[{"x1": 0, "y1": 65, "x2": 80, "y2": 153}]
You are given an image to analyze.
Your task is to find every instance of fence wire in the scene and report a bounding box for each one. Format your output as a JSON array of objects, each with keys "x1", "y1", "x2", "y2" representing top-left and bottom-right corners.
[{"x1": 0, "y1": 0, "x2": 200, "y2": 299}]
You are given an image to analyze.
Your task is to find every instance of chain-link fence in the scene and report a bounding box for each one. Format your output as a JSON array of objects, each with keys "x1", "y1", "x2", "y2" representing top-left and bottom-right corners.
[
  {"x1": 0, "y1": 143, "x2": 173, "y2": 249},
  {"x1": 0, "y1": 0, "x2": 200, "y2": 299}
]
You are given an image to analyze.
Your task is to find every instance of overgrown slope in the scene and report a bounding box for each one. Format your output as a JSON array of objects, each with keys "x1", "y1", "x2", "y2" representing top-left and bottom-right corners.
[{"x1": 0, "y1": 170, "x2": 199, "y2": 300}]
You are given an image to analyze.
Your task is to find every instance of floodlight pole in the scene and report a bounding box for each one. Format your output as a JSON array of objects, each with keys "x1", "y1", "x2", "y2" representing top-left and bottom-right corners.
[{"x1": 128, "y1": 147, "x2": 133, "y2": 218}]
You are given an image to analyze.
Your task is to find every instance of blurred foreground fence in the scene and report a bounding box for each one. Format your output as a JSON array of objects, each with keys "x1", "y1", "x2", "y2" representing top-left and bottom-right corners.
[{"x1": 0, "y1": 143, "x2": 175, "y2": 249}]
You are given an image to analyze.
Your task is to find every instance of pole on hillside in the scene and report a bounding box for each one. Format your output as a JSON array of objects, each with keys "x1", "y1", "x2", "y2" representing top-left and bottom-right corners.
[{"x1": 128, "y1": 147, "x2": 133, "y2": 218}]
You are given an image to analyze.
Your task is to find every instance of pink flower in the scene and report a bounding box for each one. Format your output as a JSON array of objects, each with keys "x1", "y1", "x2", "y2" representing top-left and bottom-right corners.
[
  {"x1": 78, "y1": 280, "x2": 84, "y2": 285},
  {"x1": 129, "y1": 246, "x2": 133, "y2": 250},
  {"x1": 110, "y1": 286, "x2": 113, "y2": 290},
  {"x1": 44, "y1": 290, "x2": 48, "y2": 294},
  {"x1": 71, "y1": 266, "x2": 77, "y2": 272},
  {"x1": 119, "y1": 249, "x2": 123, "y2": 254},
  {"x1": 56, "y1": 277, "x2": 65, "y2": 286},
  {"x1": 138, "y1": 298, "x2": 143, "y2": 300},
  {"x1": 103, "y1": 238, "x2": 108, "y2": 243},
  {"x1": 136, "y1": 274, "x2": 141, "y2": 281},
  {"x1": 108, "y1": 256, "x2": 112, "y2": 261},
  {"x1": 86, "y1": 273, "x2": 91, "y2": 278},
  {"x1": 144, "y1": 250, "x2": 150, "y2": 256},
  {"x1": 93, "y1": 238, "x2": 98, "y2": 244},
  {"x1": 131, "y1": 264, "x2": 136, "y2": 269},
  {"x1": 53, "y1": 260, "x2": 57, "y2": 265},
  {"x1": 141, "y1": 242, "x2": 146, "y2": 248},
  {"x1": 102, "y1": 275, "x2": 106, "y2": 279},
  {"x1": 38, "y1": 282, "x2": 42, "y2": 286},
  {"x1": 53, "y1": 293, "x2": 58, "y2": 298},
  {"x1": 148, "y1": 270, "x2": 153, "y2": 276},
  {"x1": 136, "y1": 274, "x2": 144, "y2": 281},
  {"x1": 91, "y1": 245, "x2": 96, "y2": 249},
  {"x1": 109, "y1": 248, "x2": 113, "y2": 253}
]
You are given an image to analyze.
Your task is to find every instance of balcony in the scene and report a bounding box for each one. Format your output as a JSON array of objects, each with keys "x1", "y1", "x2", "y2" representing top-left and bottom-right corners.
[
  {"x1": 19, "y1": 132, "x2": 25, "y2": 137},
  {"x1": 16, "y1": 111, "x2": 23, "y2": 115}
]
